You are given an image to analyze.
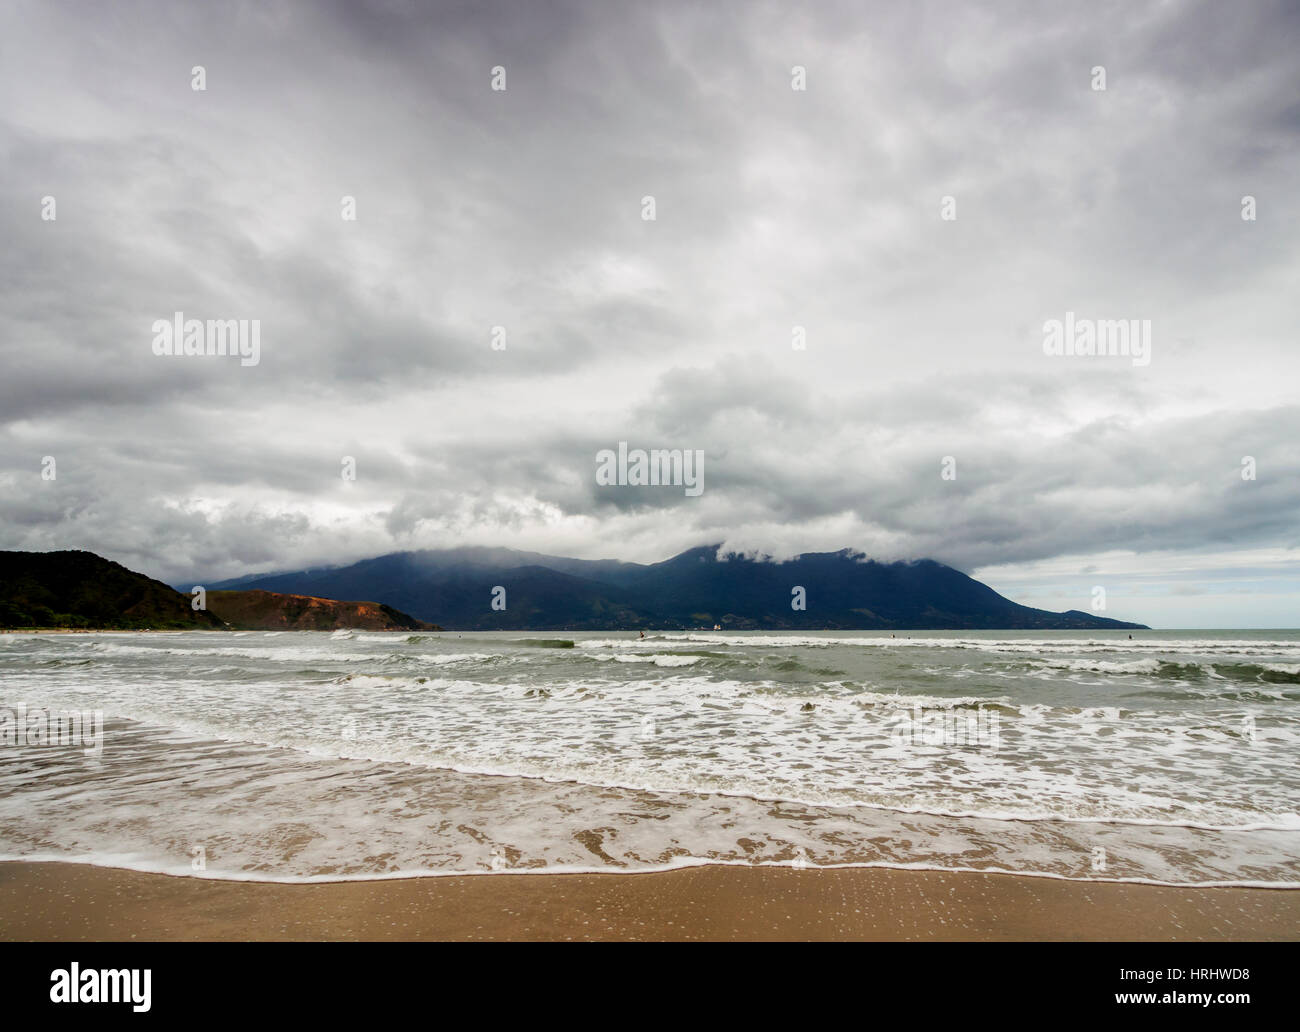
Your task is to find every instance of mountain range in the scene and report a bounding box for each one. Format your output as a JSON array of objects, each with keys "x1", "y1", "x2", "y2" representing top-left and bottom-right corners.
[{"x1": 207, "y1": 545, "x2": 1149, "y2": 631}]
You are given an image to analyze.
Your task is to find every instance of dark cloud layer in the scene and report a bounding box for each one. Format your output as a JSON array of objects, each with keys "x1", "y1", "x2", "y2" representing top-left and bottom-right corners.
[{"x1": 1, "y1": 0, "x2": 1297, "y2": 626}]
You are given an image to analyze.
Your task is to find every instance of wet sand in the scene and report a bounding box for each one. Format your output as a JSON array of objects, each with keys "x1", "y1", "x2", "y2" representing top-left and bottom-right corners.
[{"x1": 1, "y1": 861, "x2": 1296, "y2": 941}]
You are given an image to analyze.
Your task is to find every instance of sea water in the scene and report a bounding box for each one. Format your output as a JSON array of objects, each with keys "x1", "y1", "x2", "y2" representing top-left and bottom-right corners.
[{"x1": 1, "y1": 629, "x2": 1297, "y2": 885}]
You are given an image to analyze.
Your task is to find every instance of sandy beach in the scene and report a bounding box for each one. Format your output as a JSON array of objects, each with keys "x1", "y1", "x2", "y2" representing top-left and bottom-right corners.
[
  {"x1": 0, "y1": 629, "x2": 189, "y2": 634},
  {"x1": 1, "y1": 861, "x2": 1296, "y2": 941}
]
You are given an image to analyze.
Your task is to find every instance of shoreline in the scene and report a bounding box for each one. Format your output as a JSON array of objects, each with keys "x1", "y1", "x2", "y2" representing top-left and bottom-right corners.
[
  {"x1": 3, "y1": 860, "x2": 1297, "y2": 941},
  {"x1": 0, "y1": 628, "x2": 210, "y2": 634}
]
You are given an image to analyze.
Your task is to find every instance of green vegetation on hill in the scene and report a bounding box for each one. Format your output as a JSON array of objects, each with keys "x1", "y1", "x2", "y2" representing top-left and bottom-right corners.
[
  {"x1": 0, "y1": 550, "x2": 223, "y2": 630},
  {"x1": 0, "y1": 550, "x2": 440, "y2": 632}
]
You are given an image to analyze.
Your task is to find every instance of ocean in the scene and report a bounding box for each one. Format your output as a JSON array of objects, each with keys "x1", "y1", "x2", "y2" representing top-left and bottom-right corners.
[{"x1": 1, "y1": 629, "x2": 1297, "y2": 886}]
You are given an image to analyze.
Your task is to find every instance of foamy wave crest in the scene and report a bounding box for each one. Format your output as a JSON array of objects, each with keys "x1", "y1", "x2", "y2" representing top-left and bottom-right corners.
[
  {"x1": 78, "y1": 641, "x2": 376, "y2": 664},
  {"x1": 1035, "y1": 658, "x2": 1162, "y2": 675},
  {"x1": 611, "y1": 653, "x2": 702, "y2": 667}
]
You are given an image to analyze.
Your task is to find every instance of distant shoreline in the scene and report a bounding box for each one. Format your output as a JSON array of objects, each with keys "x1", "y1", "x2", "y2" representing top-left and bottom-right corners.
[
  {"x1": 0, "y1": 624, "x2": 1153, "y2": 631},
  {"x1": 2, "y1": 624, "x2": 1166, "y2": 633},
  {"x1": 0, "y1": 628, "x2": 203, "y2": 634}
]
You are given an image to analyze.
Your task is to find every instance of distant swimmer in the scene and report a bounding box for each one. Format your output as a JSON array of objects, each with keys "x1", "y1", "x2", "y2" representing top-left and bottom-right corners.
[{"x1": 639, "y1": 630, "x2": 645, "y2": 639}]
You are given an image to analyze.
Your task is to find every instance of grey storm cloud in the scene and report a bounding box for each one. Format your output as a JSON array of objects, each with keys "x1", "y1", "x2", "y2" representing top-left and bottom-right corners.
[{"x1": 1, "y1": 0, "x2": 1297, "y2": 625}]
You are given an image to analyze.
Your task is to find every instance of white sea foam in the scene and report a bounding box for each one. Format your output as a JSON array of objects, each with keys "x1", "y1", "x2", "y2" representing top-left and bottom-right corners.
[
  {"x1": 608, "y1": 653, "x2": 702, "y2": 666},
  {"x1": 1034, "y1": 658, "x2": 1162, "y2": 675},
  {"x1": 576, "y1": 634, "x2": 1300, "y2": 655},
  {"x1": 3, "y1": 629, "x2": 1298, "y2": 885}
]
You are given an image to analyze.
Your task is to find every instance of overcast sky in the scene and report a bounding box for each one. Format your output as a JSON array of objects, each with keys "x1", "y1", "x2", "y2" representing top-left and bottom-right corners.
[{"x1": 2, "y1": 0, "x2": 1297, "y2": 627}]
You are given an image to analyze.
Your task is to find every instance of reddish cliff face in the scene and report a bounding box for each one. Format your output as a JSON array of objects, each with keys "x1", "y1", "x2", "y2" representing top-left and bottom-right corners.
[{"x1": 206, "y1": 590, "x2": 440, "y2": 631}]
